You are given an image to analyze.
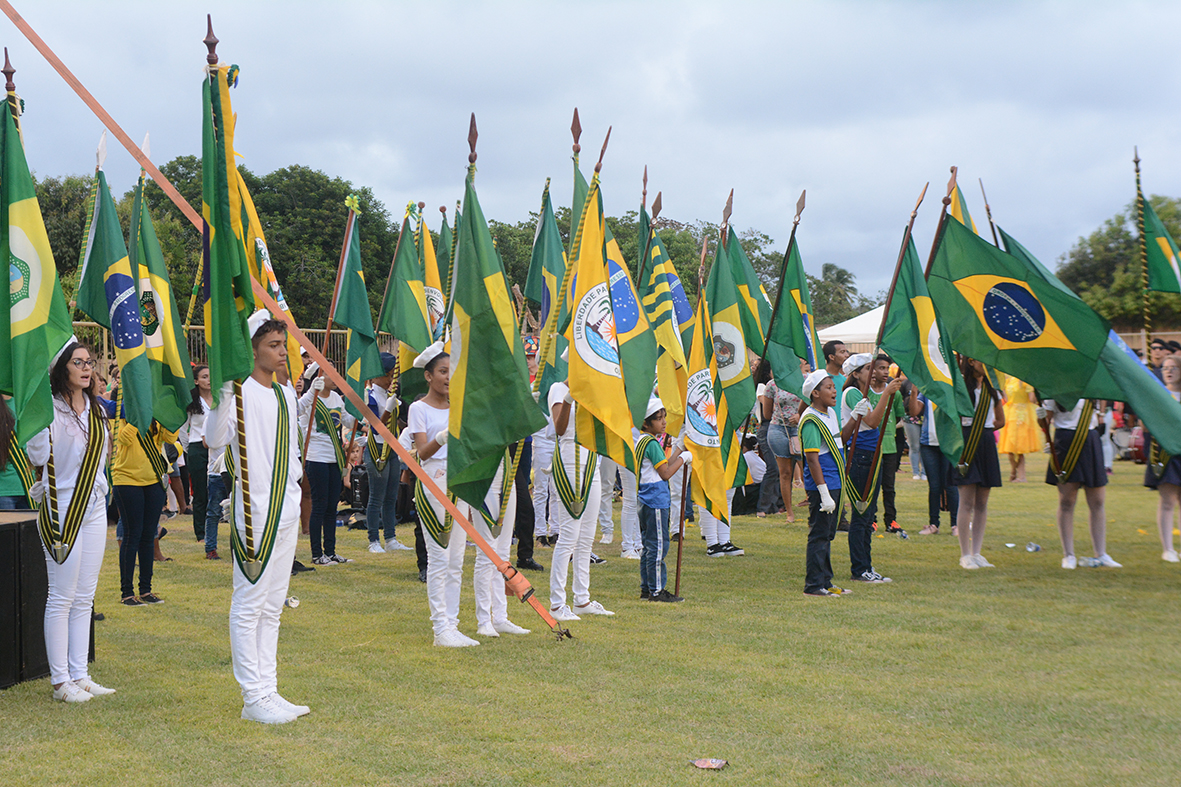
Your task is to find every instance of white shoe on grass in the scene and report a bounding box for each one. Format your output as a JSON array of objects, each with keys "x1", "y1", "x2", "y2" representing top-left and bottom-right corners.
[
  {"x1": 74, "y1": 678, "x2": 115, "y2": 696},
  {"x1": 434, "y1": 629, "x2": 480, "y2": 647},
  {"x1": 599, "y1": 533, "x2": 613, "y2": 544},
  {"x1": 959, "y1": 555, "x2": 979, "y2": 570},
  {"x1": 493, "y1": 619, "x2": 530, "y2": 635},
  {"x1": 387, "y1": 539, "x2": 413, "y2": 551},
  {"x1": 550, "y1": 604, "x2": 581, "y2": 622},
  {"x1": 574, "y1": 600, "x2": 615, "y2": 616},
  {"x1": 1062, "y1": 555, "x2": 1077, "y2": 570},
  {"x1": 53, "y1": 682, "x2": 92, "y2": 703},
  {"x1": 1093, "y1": 554, "x2": 1122, "y2": 568},
  {"x1": 476, "y1": 624, "x2": 499, "y2": 638},
  {"x1": 269, "y1": 692, "x2": 309, "y2": 717},
  {"x1": 368, "y1": 541, "x2": 385, "y2": 554},
  {"x1": 242, "y1": 695, "x2": 297, "y2": 724},
  {"x1": 974, "y1": 555, "x2": 995, "y2": 568},
  {"x1": 1163, "y1": 550, "x2": 1180, "y2": 563}
]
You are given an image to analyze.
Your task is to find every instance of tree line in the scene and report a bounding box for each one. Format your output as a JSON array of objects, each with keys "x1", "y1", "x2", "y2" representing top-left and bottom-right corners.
[{"x1": 35, "y1": 155, "x2": 887, "y2": 332}]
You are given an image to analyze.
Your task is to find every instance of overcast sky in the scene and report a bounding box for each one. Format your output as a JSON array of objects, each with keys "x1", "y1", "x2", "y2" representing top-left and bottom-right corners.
[{"x1": 7, "y1": 0, "x2": 1181, "y2": 298}]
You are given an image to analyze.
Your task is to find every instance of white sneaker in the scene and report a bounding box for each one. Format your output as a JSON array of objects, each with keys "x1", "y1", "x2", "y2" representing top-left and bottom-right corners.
[
  {"x1": 574, "y1": 600, "x2": 615, "y2": 616},
  {"x1": 368, "y1": 541, "x2": 385, "y2": 553},
  {"x1": 269, "y1": 692, "x2": 310, "y2": 717},
  {"x1": 493, "y1": 619, "x2": 530, "y2": 635},
  {"x1": 433, "y1": 629, "x2": 480, "y2": 647},
  {"x1": 622, "y1": 549, "x2": 641, "y2": 560},
  {"x1": 959, "y1": 555, "x2": 980, "y2": 570},
  {"x1": 476, "y1": 624, "x2": 500, "y2": 638},
  {"x1": 53, "y1": 681, "x2": 92, "y2": 703},
  {"x1": 550, "y1": 604, "x2": 581, "y2": 622},
  {"x1": 1062, "y1": 555, "x2": 1077, "y2": 570},
  {"x1": 974, "y1": 555, "x2": 995, "y2": 568},
  {"x1": 1163, "y1": 549, "x2": 1180, "y2": 563},
  {"x1": 599, "y1": 533, "x2": 613, "y2": 544},
  {"x1": 1093, "y1": 554, "x2": 1122, "y2": 568},
  {"x1": 75, "y1": 678, "x2": 115, "y2": 696},
  {"x1": 242, "y1": 695, "x2": 297, "y2": 724},
  {"x1": 386, "y1": 539, "x2": 413, "y2": 551}
]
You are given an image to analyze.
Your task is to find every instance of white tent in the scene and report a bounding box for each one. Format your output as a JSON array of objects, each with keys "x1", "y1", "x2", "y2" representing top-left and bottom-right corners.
[{"x1": 816, "y1": 305, "x2": 884, "y2": 346}]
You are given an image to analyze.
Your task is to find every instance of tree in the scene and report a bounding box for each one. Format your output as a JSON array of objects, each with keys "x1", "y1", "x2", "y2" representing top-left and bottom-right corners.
[{"x1": 33, "y1": 173, "x2": 95, "y2": 300}]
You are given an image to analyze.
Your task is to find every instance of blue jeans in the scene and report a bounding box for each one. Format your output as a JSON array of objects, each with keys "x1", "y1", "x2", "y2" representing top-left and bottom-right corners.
[
  {"x1": 306, "y1": 461, "x2": 342, "y2": 559},
  {"x1": 847, "y1": 447, "x2": 878, "y2": 577},
  {"x1": 638, "y1": 504, "x2": 670, "y2": 594},
  {"x1": 920, "y1": 444, "x2": 958, "y2": 529},
  {"x1": 364, "y1": 443, "x2": 400, "y2": 543},
  {"x1": 205, "y1": 473, "x2": 227, "y2": 553}
]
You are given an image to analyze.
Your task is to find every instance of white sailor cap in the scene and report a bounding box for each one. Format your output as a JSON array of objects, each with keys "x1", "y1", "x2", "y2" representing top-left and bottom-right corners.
[
  {"x1": 51, "y1": 334, "x2": 82, "y2": 370},
  {"x1": 841, "y1": 352, "x2": 873, "y2": 377},
  {"x1": 802, "y1": 369, "x2": 831, "y2": 400},
  {"x1": 247, "y1": 308, "x2": 273, "y2": 338},
  {"x1": 645, "y1": 396, "x2": 666, "y2": 420},
  {"x1": 560, "y1": 346, "x2": 569, "y2": 363},
  {"x1": 413, "y1": 339, "x2": 447, "y2": 369}
]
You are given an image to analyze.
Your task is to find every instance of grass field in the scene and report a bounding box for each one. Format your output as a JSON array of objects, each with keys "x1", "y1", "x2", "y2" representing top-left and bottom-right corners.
[{"x1": 3, "y1": 462, "x2": 1181, "y2": 786}]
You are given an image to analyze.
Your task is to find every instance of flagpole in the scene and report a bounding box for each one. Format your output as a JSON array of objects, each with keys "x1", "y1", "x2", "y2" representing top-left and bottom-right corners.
[
  {"x1": 635, "y1": 167, "x2": 662, "y2": 287},
  {"x1": 978, "y1": 178, "x2": 1001, "y2": 248},
  {"x1": 924, "y1": 166, "x2": 959, "y2": 278},
  {"x1": 1135, "y1": 147, "x2": 1152, "y2": 346},
  {"x1": 376, "y1": 202, "x2": 415, "y2": 347},
  {"x1": 673, "y1": 461, "x2": 689, "y2": 597}
]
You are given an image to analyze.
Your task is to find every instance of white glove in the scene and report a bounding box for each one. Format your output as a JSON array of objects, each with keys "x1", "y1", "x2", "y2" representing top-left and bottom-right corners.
[
  {"x1": 680, "y1": 450, "x2": 693, "y2": 467},
  {"x1": 1035, "y1": 406, "x2": 1047, "y2": 421},
  {"x1": 434, "y1": 429, "x2": 449, "y2": 446},
  {"x1": 219, "y1": 381, "x2": 235, "y2": 400},
  {"x1": 852, "y1": 398, "x2": 871, "y2": 418},
  {"x1": 312, "y1": 377, "x2": 326, "y2": 392},
  {"x1": 672, "y1": 436, "x2": 686, "y2": 454},
  {"x1": 818, "y1": 483, "x2": 836, "y2": 513},
  {"x1": 563, "y1": 390, "x2": 574, "y2": 405},
  {"x1": 531, "y1": 390, "x2": 540, "y2": 402}
]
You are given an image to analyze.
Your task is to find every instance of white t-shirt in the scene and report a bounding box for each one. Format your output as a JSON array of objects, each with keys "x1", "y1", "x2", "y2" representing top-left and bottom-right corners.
[
  {"x1": 297, "y1": 389, "x2": 355, "y2": 464},
  {"x1": 1045, "y1": 399, "x2": 1099, "y2": 431},
  {"x1": 547, "y1": 381, "x2": 593, "y2": 464},
  {"x1": 365, "y1": 383, "x2": 396, "y2": 445},
  {"x1": 743, "y1": 449, "x2": 766, "y2": 483},
  {"x1": 407, "y1": 399, "x2": 450, "y2": 463},
  {"x1": 960, "y1": 388, "x2": 997, "y2": 428}
]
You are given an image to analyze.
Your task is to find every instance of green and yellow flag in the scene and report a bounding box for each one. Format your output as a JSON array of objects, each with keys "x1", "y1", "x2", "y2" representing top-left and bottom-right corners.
[
  {"x1": 76, "y1": 166, "x2": 153, "y2": 433},
  {"x1": 638, "y1": 206, "x2": 693, "y2": 434},
  {"x1": 0, "y1": 99, "x2": 73, "y2": 443},
  {"x1": 335, "y1": 203, "x2": 384, "y2": 421},
  {"x1": 765, "y1": 237, "x2": 820, "y2": 395},
  {"x1": 201, "y1": 63, "x2": 255, "y2": 404},
  {"x1": 604, "y1": 226, "x2": 657, "y2": 431},
  {"x1": 378, "y1": 208, "x2": 431, "y2": 353},
  {"x1": 683, "y1": 296, "x2": 731, "y2": 524},
  {"x1": 525, "y1": 179, "x2": 569, "y2": 405},
  {"x1": 1143, "y1": 198, "x2": 1181, "y2": 294},
  {"x1": 420, "y1": 212, "x2": 447, "y2": 340},
  {"x1": 448, "y1": 170, "x2": 547, "y2": 508},
  {"x1": 949, "y1": 184, "x2": 979, "y2": 234},
  {"x1": 130, "y1": 167, "x2": 194, "y2": 432},
  {"x1": 704, "y1": 240, "x2": 751, "y2": 488},
  {"x1": 565, "y1": 174, "x2": 638, "y2": 472},
  {"x1": 723, "y1": 225, "x2": 798, "y2": 394},
  {"x1": 879, "y1": 231, "x2": 969, "y2": 466}
]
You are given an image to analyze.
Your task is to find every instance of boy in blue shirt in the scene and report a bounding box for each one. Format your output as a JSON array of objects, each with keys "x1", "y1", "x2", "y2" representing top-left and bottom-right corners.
[{"x1": 635, "y1": 397, "x2": 691, "y2": 603}]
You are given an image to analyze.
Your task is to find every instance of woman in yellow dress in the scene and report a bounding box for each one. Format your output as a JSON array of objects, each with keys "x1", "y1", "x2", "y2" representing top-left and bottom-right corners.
[{"x1": 997, "y1": 374, "x2": 1042, "y2": 482}]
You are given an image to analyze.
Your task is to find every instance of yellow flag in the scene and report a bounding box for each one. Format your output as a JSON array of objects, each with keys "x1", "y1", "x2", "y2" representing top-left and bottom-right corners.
[{"x1": 683, "y1": 297, "x2": 730, "y2": 524}]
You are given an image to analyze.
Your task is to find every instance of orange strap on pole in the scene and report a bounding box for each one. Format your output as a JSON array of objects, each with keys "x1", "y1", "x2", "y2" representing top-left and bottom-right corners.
[{"x1": 7, "y1": 4, "x2": 566, "y2": 638}]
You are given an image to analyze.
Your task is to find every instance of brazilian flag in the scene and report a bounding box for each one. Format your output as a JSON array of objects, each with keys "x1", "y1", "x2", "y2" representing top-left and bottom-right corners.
[
  {"x1": 0, "y1": 99, "x2": 74, "y2": 443},
  {"x1": 929, "y1": 215, "x2": 1111, "y2": 403},
  {"x1": 447, "y1": 170, "x2": 547, "y2": 508},
  {"x1": 76, "y1": 168, "x2": 153, "y2": 433},
  {"x1": 130, "y1": 170, "x2": 194, "y2": 432},
  {"x1": 880, "y1": 231, "x2": 970, "y2": 466},
  {"x1": 523, "y1": 179, "x2": 568, "y2": 404},
  {"x1": 378, "y1": 210, "x2": 432, "y2": 353},
  {"x1": 764, "y1": 237, "x2": 820, "y2": 396},
  {"x1": 335, "y1": 204, "x2": 384, "y2": 421},
  {"x1": 1143, "y1": 198, "x2": 1181, "y2": 294},
  {"x1": 950, "y1": 184, "x2": 978, "y2": 234},
  {"x1": 201, "y1": 63, "x2": 255, "y2": 404}
]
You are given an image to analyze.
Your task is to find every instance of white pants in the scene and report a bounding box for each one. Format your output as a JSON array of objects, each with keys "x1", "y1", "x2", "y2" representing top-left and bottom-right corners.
[
  {"x1": 418, "y1": 459, "x2": 480, "y2": 636},
  {"x1": 43, "y1": 506, "x2": 106, "y2": 686},
  {"x1": 229, "y1": 514, "x2": 299, "y2": 704},
  {"x1": 473, "y1": 480, "x2": 518, "y2": 629},
  {"x1": 597, "y1": 457, "x2": 639, "y2": 553},
  {"x1": 550, "y1": 454, "x2": 602, "y2": 609},
  {"x1": 669, "y1": 465, "x2": 687, "y2": 535},
  {"x1": 699, "y1": 488, "x2": 736, "y2": 547},
  {"x1": 532, "y1": 437, "x2": 555, "y2": 538}
]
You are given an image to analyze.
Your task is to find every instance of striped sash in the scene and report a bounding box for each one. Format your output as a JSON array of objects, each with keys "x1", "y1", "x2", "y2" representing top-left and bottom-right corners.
[
  {"x1": 552, "y1": 443, "x2": 599, "y2": 519},
  {"x1": 38, "y1": 406, "x2": 105, "y2": 564},
  {"x1": 225, "y1": 383, "x2": 290, "y2": 584},
  {"x1": 799, "y1": 412, "x2": 848, "y2": 494},
  {"x1": 479, "y1": 449, "x2": 515, "y2": 538},
  {"x1": 314, "y1": 397, "x2": 346, "y2": 472},
  {"x1": 415, "y1": 475, "x2": 456, "y2": 547},
  {"x1": 634, "y1": 433, "x2": 657, "y2": 470},
  {"x1": 8, "y1": 435, "x2": 36, "y2": 508},
  {"x1": 1054, "y1": 400, "x2": 1095, "y2": 483},
  {"x1": 138, "y1": 426, "x2": 170, "y2": 482},
  {"x1": 367, "y1": 428, "x2": 392, "y2": 472},
  {"x1": 957, "y1": 390, "x2": 992, "y2": 476}
]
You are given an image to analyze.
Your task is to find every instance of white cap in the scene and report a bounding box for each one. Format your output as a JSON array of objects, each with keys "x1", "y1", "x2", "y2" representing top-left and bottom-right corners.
[
  {"x1": 51, "y1": 335, "x2": 82, "y2": 370},
  {"x1": 802, "y1": 369, "x2": 831, "y2": 400},
  {"x1": 645, "y1": 396, "x2": 665, "y2": 419},
  {"x1": 413, "y1": 339, "x2": 446, "y2": 369},
  {"x1": 841, "y1": 352, "x2": 873, "y2": 377},
  {"x1": 247, "y1": 308, "x2": 273, "y2": 338},
  {"x1": 560, "y1": 346, "x2": 569, "y2": 363}
]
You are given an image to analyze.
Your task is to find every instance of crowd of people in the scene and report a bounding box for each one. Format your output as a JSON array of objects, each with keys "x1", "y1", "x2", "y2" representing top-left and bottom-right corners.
[{"x1": 0, "y1": 318, "x2": 1173, "y2": 722}]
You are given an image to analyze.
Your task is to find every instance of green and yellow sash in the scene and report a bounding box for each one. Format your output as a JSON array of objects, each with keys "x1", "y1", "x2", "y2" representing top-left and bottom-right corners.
[
  {"x1": 1054, "y1": 400, "x2": 1095, "y2": 483},
  {"x1": 416, "y1": 476, "x2": 457, "y2": 547},
  {"x1": 38, "y1": 406, "x2": 105, "y2": 564},
  {"x1": 367, "y1": 428, "x2": 392, "y2": 472},
  {"x1": 799, "y1": 412, "x2": 847, "y2": 519},
  {"x1": 314, "y1": 396, "x2": 346, "y2": 472},
  {"x1": 225, "y1": 383, "x2": 290, "y2": 584},
  {"x1": 8, "y1": 435, "x2": 36, "y2": 508},
  {"x1": 552, "y1": 443, "x2": 599, "y2": 519},
  {"x1": 633, "y1": 433, "x2": 657, "y2": 470},
  {"x1": 477, "y1": 449, "x2": 516, "y2": 539},
  {"x1": 957, "y1": 389, "x2": 993, "y2": 476}
]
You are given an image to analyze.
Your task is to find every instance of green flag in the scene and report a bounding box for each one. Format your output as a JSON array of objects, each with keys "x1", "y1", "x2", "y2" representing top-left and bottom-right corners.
[
  {"x1": 201, "y1": 64, "x2": 255, "y2": 404},
  {"x1": 525, "y1": 180, "x2": 569, "y2": 405},
  {"x1": 705, "y1": 241, "x2": 751, "y2": 488},
  {"x1": 879, "y1": 231, "x2": 970, "y2": 466},
  {"x1": 448, "y1": 171, "x2": 547, "y2": 508},
  {"x1": 765, "y1": 238, "x2": 820, "y2": 396},
  {"x1": 75, "y1": 168, "x2": 154, "y2": 433},
  {"x1": 377, "y1": 211, "x2": 431, "y2": 353},
  {"x1": 335, "y1": 206, "x2": 384, "y2": 420},
  {"x1": 130, "y1": 170, "x2": 194, "y2": 432},
  {"x1": 0, "y1": 102, "x2": 73, "y2": 443},
  {"x1": 724, "y1": 226, "x2": 798, "y2": 394},
  {"x1": 1143, "y1": 198, "x2": 1181, "y2": 294}
]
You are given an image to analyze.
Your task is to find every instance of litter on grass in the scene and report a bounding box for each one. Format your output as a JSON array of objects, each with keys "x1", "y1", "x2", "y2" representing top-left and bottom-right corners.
[{"x1": 690, "y1": 759, "x2": 728, "y2": 770}]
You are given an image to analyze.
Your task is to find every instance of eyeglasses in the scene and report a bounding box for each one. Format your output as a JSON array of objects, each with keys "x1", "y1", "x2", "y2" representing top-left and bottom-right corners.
[{"x1": 70, "y1": 358, "x2": 97, "y2": 370}]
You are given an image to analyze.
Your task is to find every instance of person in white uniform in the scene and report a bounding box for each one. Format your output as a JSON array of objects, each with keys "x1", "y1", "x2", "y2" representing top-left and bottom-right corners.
[
  {"x1": 547, "y1": 379, "x2": 614, "y2": 621},
  {"x1": 28, "y1": 340, "x2": 116, "y2": 703},
  {"x1": 531, "y1": 416, "x2": 557, "y2": 546},
  {"x1": 206, "y1": 311, "x2": 309, "y2": 724},
  {"x1": 297, "y1": 367, "x2": 356, "y2": 565},
  {"x1": 598, "y1": 450, "x2": 640, "y2": 559},
  {"x1": 471, "y1": 458, "x2": 531, "y2": 638}
]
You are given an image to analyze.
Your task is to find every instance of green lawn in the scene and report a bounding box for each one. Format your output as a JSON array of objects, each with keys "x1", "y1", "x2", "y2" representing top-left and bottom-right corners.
[{"x1": 3, "y1": 462, "x2": 1180, "y2": 786}]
